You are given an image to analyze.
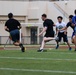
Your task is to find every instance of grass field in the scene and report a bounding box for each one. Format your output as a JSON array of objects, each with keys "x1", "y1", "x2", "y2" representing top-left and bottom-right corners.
[{"x1": 0, "y1": 49, "x2": 76, "y2": 75}]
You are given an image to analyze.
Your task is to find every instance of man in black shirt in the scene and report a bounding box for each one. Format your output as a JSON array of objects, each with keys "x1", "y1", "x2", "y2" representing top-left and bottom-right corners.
[
  {"x1": 4, "y1": 13, "x2": 25, "y2": 52},
  {"x1": 38, "y1": 14, "x2": 57, "y2": 52},
  {"x1": 66, "y1": 15, "x2": 74, "y2": 30}
]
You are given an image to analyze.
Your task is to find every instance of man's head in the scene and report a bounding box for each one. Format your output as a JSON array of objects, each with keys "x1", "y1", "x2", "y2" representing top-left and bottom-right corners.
[
  {"x1": 8, "y1": 13, "x2": 13, "y2": 19},
  {"x1": 57, "y1": 16, "x2": 63, "y2": 23},
  {"x1": 69, "y1": 15, "x2": 73, "y2": 22},
  {"x1": 41, "y1": 14, "x2": 47, "y2": 21},
  {"x1": 74, "y1": 9, "x2": 76, "y2": 15}
]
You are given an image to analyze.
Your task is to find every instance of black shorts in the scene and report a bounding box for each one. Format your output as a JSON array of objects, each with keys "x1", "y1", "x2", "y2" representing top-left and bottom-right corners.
[
  {"x1": 58, "y1": 32, "x2": 68, "y2": 42},
  {"x1": 10, "y1": 29, "x2": 20, "y2": 42},
  {"x1": 44, "y1": 31, "x2": 54, "y2": 37}
]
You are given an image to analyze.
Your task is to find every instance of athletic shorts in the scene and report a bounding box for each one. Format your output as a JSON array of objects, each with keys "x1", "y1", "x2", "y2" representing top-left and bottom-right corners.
[
  {"x1": 72, "y1": 32, "x2": 76, "y2": 38},
  {"x1": 58, "y1": 32, "x2": 68, "y2": 42},
  {"x1": 10, "y1": 29, "x2": 20, "y2": 42},
  {"x1": 44, "y1": 31, "x2": 54, "y2": 37}
]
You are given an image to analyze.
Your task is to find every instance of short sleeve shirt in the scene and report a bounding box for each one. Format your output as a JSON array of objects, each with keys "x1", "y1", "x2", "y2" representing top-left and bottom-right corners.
[
  {"x1": 5, "y1": 18, "x2": 20, "y2": 32},
  {"x1": 72, "y1": 16, "x2": 76, "y2": 24},
  {"x1": 43, "y1": 19, "x2": 54, "y2": 34},
  {"x1": 56, "y1": 22, "x2": 66, "y2": 33},
  {"x1": 66, "y1": 22, "x2": 74, "y2": 30}
]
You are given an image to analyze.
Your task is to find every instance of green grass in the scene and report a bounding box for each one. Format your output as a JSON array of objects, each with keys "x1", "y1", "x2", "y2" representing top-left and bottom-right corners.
[{"x1": 0, "y1": 49, "x2": 76, "y2": 75}]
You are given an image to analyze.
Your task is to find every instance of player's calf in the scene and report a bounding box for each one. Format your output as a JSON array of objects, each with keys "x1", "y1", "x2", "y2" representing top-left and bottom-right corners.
[
  {"x1": 72, "y1": 36, "x2": 76, "y2": 44},
  {"x1": 72, "y1": 36, "x2": 76, "y2": 51},
  {"x1": 19, "y1": 43, "x2": 25, "y2": 52},
  {"x1": 13, "y1": 42, "x2": 25, "y2": 52}
]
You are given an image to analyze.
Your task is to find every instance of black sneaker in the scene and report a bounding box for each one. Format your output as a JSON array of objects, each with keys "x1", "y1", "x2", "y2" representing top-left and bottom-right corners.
[
  {"x1": 21, "y1": 47, "x2": 25, "y2": 52},
  {"x1": 56, "y1": 44, "x2": 59, "y2": 49},
  {"x1": 37, "y1": 49, "x2": 43, "y2": 52},
  {"x1": 69, "y1": 47, "x2": 72, "y2": 51}
]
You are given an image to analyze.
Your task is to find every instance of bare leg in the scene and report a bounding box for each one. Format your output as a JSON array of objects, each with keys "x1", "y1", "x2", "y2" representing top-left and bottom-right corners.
[
  {"x1": 55, "y1": 40, "x2": 59, "y2": 49},
  {"x1": 13, "y1": 41, "x2": 25, "y2": 52},
  {"x1": 67, "y1": 42, "x2": 71, "y2": 48},
  {"x1": 40, "y1": 39, "x2": 45, "y2": 50},
  {"x1": 66, "y1": 41, "x2": 71, "y2": 50},
  {"x1": 75, "y1": 45, "x2": 76, "y2": 51},
  {"x1": 40, "y1": 37, "x2": 55, "y2": 50},
  {"x1": 72, "y1": 35, "x2": 76, "y2": 51},
  {"x1": 13, "y1": 42, "x2": 20, "y2": 46}
]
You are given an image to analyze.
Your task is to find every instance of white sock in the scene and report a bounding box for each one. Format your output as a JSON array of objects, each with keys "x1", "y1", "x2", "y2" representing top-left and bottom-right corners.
[{"x1": 40, "y1": 47, "x2": 43, "y2": 50}]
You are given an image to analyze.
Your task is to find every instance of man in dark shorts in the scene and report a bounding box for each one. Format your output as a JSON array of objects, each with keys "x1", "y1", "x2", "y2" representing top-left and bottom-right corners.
[
  {"x1": 55, "y1": 16, "x2": 71, "y2": 50},
  {"x1": 37, "y1": 14, "x2": 58, "y2": 52},
  {"x1": 59, "y1": 15, "x2": 76, "y2": 50},
  {"x1": 4, "y1": 13, "x2": 25, "y2": 52},
  {"x1": 72, "y1": 10, "x2": 76, "y2": 51}
]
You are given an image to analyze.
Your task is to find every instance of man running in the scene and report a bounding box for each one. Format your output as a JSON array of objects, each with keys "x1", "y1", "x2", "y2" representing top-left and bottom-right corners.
[
  {"x1": 38, "y1": 14, "x2": 58, "y2": 52},
  {"x1": 55, "y1": 16, "x2": 71, "y2": 50},
  {"x1": 4, "y1": 13, "x2": 25, "y2": 52},
  {"x1": 59, "y1": 15, "x2": 75, "y2": 50},
  {"x1": 72, "y1": 9, "x2": 76, "y2": 51}
]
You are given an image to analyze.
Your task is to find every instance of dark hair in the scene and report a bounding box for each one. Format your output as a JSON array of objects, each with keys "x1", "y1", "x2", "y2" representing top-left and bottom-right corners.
[
  {"x1": 8, "y1": 13, "x2": 13, "y2": 19},
  {"x1": 42, "y1": 14, "x2": 47, "y2": 18},
  {"x1": 57, "y1": 16, "x2": 63, "y2": 20},
  {"x1": 69, "y1": 15, "x2": 73, "y2": 19},
  {"x1": 74, "y1": 9, "x2": 76, "y2": 15}
]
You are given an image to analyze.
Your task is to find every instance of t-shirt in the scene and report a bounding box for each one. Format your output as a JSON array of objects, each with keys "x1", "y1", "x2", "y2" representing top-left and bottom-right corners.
[
  {"x1": 56, "y1": 22, "x2": 66, "y2": 33},
  {"x1": 43, "y1": 19, "x2": 54, "y2": 34},
  {"x1": 66, "y1": 22, "x2": 74, "y2": 30},
  {"x1": 72, "y1": 16, "x2": 76, "y2": 32},
  {"x1": 72, "y1": 16, "x2": 76, "y2": 24},
  {"x1": 5, "y1": 18, "x2": 20, "y2": 32}
]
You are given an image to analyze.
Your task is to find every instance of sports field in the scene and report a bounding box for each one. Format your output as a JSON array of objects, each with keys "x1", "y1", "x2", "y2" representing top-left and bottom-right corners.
[{"x1": 0, "y1": 49, "x2": 76, "y2": 75}]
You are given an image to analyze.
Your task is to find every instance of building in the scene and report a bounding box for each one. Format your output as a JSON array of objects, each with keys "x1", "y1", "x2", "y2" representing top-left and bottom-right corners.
[{"x1": 0, "y1": 0, "x2": 76, "y2": 44}]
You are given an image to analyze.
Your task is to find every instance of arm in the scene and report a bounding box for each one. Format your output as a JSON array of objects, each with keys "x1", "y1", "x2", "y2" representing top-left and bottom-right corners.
[
  {"x1": 59, "y1": 26, "x2": 67, "y2": 31},
  {"x1": 51, "y1": 20, "x2": 55, "y2": 26},
  {"x1": 4, "y1": 26, "x2": 9, "y2": 32},
  {"x1": 5, "y1": 21, "x2": 9, "y2": 32},
  {"x1": 55, "y1": 23, "x2": 59, "y2": 35},
  {"x1": 59, "y1": 25, "x2": 68, "y2": 35},
  {"x1": 56, "y1": 27, "x2": 58, "y2": 35},
  {"x1": 38, "y1": 27, "x2": 47, "y2": 36},
  {"x1": 72, "y1": 16, "x2": 76, "y2": 27},
  {"x1": 53, "y1": 24, "x2": 56, "y2": 26},
  {"x1": 71, "y1": 23, "x2": 75, "y2": 27},
  {"x1": 17, "y1": 25, "x2": 22, "y2": 30},
  {"x1": 59, "y1": 22, "x2": 68, "y2": 31},
  {"x1": 17, "y1": 20, "x2": 22, "y2": 30}
]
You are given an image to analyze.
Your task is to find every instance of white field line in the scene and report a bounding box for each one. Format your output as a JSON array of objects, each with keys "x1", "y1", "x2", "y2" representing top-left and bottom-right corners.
[
  {"x1": 37, "y1": 50, "x2": 76, "y2": 55},
  {"x1": 0, "y1": 68, "x2": 76, "y2": 74},
  {"x1": 0, "y1": 56, "x2": 76, "y2": 61},
  {"x1": 45, "y1": 52, "x2": 76, "y2": 55}
]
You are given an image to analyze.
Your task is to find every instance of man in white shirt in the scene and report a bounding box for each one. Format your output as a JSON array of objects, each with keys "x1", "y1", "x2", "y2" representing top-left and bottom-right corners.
[{"x1": 56, "y1": 16, "x2": 71, "y2": 50}]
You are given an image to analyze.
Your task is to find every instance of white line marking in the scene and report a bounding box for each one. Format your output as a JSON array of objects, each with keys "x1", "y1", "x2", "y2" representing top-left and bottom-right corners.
[
  {"x1": 45, "y1": 52, "x2": 76, "y2": 55},
  {"x1": 0, "y1": 68, "x2": 76, "y2": 74},
  {"x1": 0, "y1": 57, "x2": 76, "y2": 61}
]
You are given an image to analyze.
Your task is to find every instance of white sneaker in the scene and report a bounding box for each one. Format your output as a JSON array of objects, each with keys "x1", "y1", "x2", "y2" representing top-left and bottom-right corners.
[{"x1": 55, "y1": 36, "x2": 59, "y2": 41}]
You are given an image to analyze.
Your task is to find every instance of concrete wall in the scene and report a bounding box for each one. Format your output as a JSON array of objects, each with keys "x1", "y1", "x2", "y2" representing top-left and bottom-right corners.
[{"x1": 0, "y1": 1, "x2": 28, "y2": 15}]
